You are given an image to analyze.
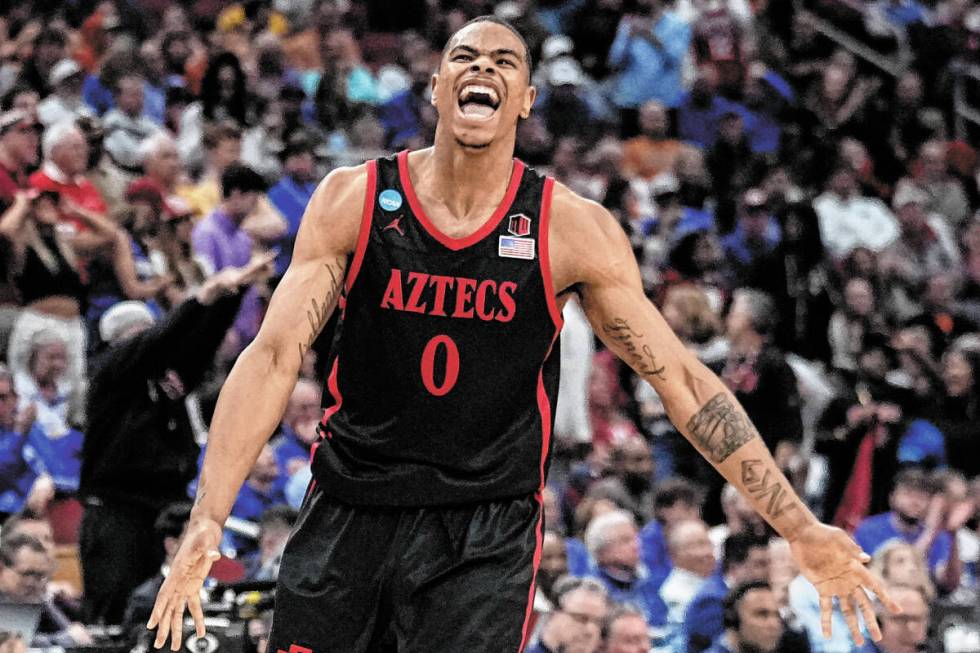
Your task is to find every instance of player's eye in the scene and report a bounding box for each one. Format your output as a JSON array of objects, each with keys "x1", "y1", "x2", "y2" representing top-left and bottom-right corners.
[
  {"x1": 453, "y1": 54, "x2": 472, "y2": 62},
  {"x1": 498, "y1": 59, "x2": 515, "y2": 67}
]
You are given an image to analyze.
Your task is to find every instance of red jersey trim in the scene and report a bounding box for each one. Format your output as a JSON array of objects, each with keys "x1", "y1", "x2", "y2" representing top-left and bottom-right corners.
[
  {"x1": 538, "y1": 177, "x2": 564, "y2": 331},
  {"x1": 518, "y1": 490, "x2": 544, "y2": 653},
  {"x1": 319, "y1": 357, "x2": 344, "y2": 428},
  {"x1": 344, "y1": 160, "x2": 378, "y2": 295},
  {"x1": 397, "y1": 150, "x2": 525, "y2": 251}
]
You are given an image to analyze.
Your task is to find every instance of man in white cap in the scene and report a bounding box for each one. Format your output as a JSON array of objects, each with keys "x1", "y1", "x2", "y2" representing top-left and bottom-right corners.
[
  {"x1": 37, "y1": 59, "x2": 94, "y2": 128},
  {"x1": 78, "y1": 255, "x2": 273, "y2": 625}
]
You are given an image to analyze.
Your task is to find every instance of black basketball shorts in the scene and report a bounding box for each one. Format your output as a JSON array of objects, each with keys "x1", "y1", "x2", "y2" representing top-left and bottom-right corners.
[{"x1": 267, "y1": 486, "x2": 542, "y2": 652}]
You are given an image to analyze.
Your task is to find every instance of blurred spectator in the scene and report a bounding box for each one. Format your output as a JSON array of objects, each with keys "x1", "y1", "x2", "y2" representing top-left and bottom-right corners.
[
  {"x1": 660, "y1": 519, "x2": 717, "y2": 650},
  {"x1": 119, "y1": 502, "x2": 191, "y2": 645},
  {"x1": 79, "y1": 260, "x2": 269, "y2": 624},
  {"x1": 828, "y1": 277, "x2": 886, "y2": 374},
  {"x1": 720, "y1": 189, "x2": 781, "y2": 285},
  {"x1": 685, "y1": 533, "x2": 772, "y2": 653},
  {"x1": 747, "y1": 188, "x2": 834, "y2": 362},
  {"x1": 621, "y1": 100, "x2": 688, "y2": 182},
  {"x1": 535, "y1": 531, "x2": 570, "y2": 613},
  {"x1": 589, "y1": 436, "x2": 655, "y2": 522},
  {"x1": 37, "y1": 60, "x2": 94, "y2": 128},
  {"x1": 200, "y1": 52, "x2": 249, "y2": 127},
  {"x1": 869, "y1": 540, "x2": 936, "y2": 601},
  {"x1": 817, "y1": 333, "x2": 911, "y2": 528},
  {"x1": 242, "y1": 505, "x2": 297, "y2": 581},
  {"x1": 861, "y1": 583, "x2": 930, "y2": 653},
  {"x1": 177, "y1": 120, "x2": 243, "y2": 219},
  {"x1": 660, "y1": 284, "x2": 726, "y2": 366},
  {"x1": 640, "y1": 478, "x2": 706, "y2": 580},
  {"x1": 605, "y1": 604, "x2": 652, "y2": 653},
  {"x1": 138, "y1": 132, "x2": 180, "y2": 195},
  {"x1": 0, "y1": 110, "x2": 40, "y2": 200},
  {"x1": 16, "y1": 28, "x2": 67, "y2": 99},
  {"x1": 102, "y1": 72, "x2": 162, "y2": 174},
  {"x1": 704, "y1": 581, "x2": 784, "y2": 653},
  {"x1": 853, "y1": 469, "x2": 958, "y2": 590},
  {"x1": 0, "y1": 534, "x2": 90, "y2": 647},
  {"x1": 926, "y1": 344, "x2": 980, "y2": 477},
  {"x1": 607, "y1": 0, "x2": 691, "y2": 133},
  {"x1": 895, "y1": 140, "x2": 971, "y2": 227},
  {"x1": 192, "y1": 164, "x2": 268, "y2": 348},
  {"x1": 677, "y1": 64, "x2": 739, "y2": 149},
  {"x1": 268, "y1": 130, "x2": 319, "y2": 276},
  {"x1": 75, "y1": 114, "x2": 130, "y2": 221},
  {"x1": 526, "y1": 576, "x2": 609, "y2": 653},
  {"x1": 690, "y1": 0, "x2": 749, "y2": 98},
  {"x1": 0, "y1": 365, "x2": 52, "y2": 519},
  {"x1": 814, "y1": 165, "x2": 899, "y2": 261},
  {"x1": 378, "y1": 47, "x2": 438, "y2": 150},
  {"x1": 708, "y1": 113, "x2": 760, "y2": 231},
  {"x1": 879, "y1": 184, "x2": 961, "y2": 319},
  {"x1": 722, "y1": 289, "x2": 803, "y2": 451},
  {"x1": 585, "y1": 509, "x2": 667, "y2": 627},
  {"x1": 28, "y1": 121, "x2": 110, "y2": 226},
  {"x1": 272, "y1": 378, "x2": 321, "y2": 477},
  {"x1": 709, "y1": 484, "x2": 768, "y2": 558},
  {"x1": 15, "y1": 330, "x2": 83, "y2": 492},
  {"x1": 229, "y1": 444, "x2": 287, "y2": 528}
]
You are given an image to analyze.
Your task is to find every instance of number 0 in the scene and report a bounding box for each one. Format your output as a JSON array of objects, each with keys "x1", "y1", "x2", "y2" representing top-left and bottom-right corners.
[{"x1": 420, "y1": 335, "x2": 460, "y2": 396}]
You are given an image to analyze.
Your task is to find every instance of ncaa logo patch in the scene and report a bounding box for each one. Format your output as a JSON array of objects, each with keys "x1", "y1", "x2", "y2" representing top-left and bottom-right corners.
[
  {"x1": 379, "y1": 189, "x2": 403, "y2": 212},
  {"x1": 507, "y1": 213, "x2": 531, "y2": 237}
]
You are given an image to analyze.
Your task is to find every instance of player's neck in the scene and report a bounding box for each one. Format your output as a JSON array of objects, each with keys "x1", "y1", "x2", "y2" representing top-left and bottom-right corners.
[{"x1": 420, "y1": 132, "x2": 517, "y2": 220}]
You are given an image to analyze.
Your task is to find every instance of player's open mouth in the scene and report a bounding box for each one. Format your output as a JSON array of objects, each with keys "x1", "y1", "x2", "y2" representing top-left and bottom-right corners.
[{"x1": 457, "y1": 83, "x2": 500, "y2": 120}]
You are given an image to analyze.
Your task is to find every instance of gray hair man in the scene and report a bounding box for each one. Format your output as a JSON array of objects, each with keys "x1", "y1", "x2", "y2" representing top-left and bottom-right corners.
[{"x1": 526, "y1": 576, "x2": 609, "y2": 653}]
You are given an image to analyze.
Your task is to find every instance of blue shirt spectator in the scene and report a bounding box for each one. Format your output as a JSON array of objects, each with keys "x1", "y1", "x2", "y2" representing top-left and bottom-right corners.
[
  {"x1": 685, "y1": 572, "x2": 729, "y2": 653},
  {"x1": 267, "y1": 138, "x2": 317, "y2": 276},
  {"x1": 82, "y1": 74, "x2": 165, "y2": 124},
  {"x1": 678, "y1": 92, "x2": 743, "y2": 149},
  {"x1": 25, "y1": 426, "x2": 83, "y2": 492},
  {"x1": 607, "y1": 9, "x2": 691, "y2": 109},
  {"x1": 854, "y1": 512, "x2": 952, "y2": 572},
  {"x1": 566, "y1": 536, "x2": 595, "y2": 577},
  {"x1": 639, "y1": 519, "x2": 673, "y2": 583},
  {"x1": 0, "y1": 425, "x2": 40, "y2": 514},
  {"x1": 272, "y1": 424, "x2": 309, "y2": 476},
  {"x1": 590, "y1": 564, "x2": 668, "y2": 626}
]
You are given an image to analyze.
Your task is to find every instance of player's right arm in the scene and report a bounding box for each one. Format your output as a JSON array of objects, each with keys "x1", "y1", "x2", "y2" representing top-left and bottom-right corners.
[{"x1": 147, "y1": 164, "x2": 369, "y2": 651}]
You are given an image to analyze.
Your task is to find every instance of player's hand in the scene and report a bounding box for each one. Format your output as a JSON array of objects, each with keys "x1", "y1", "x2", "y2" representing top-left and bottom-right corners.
[
  {"x1": 147, "y1": 517, "x2": 222, "y2": 651},
  {"x1": 789, "y1": 523, "x2": 901, "y2": 645}
]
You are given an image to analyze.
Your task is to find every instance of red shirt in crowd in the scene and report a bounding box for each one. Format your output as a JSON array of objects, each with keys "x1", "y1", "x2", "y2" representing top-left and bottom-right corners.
[{"x1": 29, "y1": 162, "x2": 108, "y2": 230}]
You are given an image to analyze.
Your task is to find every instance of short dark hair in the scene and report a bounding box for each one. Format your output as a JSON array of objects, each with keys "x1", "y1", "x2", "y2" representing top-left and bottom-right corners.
[
  {"x1": 259, "y1": 505, "x2": 298, "y2": 534},
  {"x1": 654, "y1": 478, "x2": 705, "y2": 512},
  {"x1": 203, "y1": 120, "x2": 242, "y2": 151},
  {"x1": 893, "y1": 467, "x2": 934, "y2": 494},
  {"x1": 0, "y1": 534, "x2": 46, "y2": 567},
  {"x1": 221, "y1": 164, "x2": 267, "y2": 198},
  {"x1": 154, "y1": 502, "x2": 192, "y2": 541},
  {"x1": 723, "y1": 580, "x2": 772, "y2": 629},
  {"x1": 442, "y1": 15, "x2": 533, "y2": 81},
  {"x1": 722, "y1": 533, "x2": 770, "y2": 572}
]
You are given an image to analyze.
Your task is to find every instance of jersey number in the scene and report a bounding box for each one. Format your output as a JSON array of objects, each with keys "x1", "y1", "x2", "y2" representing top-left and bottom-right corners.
[{"x1": 420, "y1": 334, "x2": 459, "y2": 396}]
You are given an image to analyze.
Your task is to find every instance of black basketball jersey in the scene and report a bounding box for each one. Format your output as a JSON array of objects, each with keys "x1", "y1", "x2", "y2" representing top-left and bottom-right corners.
[{"x1": 311, "y1": 150, "x2": 564, "y2": 506}]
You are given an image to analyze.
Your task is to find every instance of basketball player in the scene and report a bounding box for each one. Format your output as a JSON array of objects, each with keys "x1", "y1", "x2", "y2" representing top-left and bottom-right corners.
[{"x1": 148, "y1": 17, "x2": 899, "y2": 652}]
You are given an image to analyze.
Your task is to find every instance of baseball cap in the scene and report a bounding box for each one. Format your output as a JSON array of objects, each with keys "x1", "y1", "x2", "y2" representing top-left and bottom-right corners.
[
  {"x1": 99, "y1": 301, "x2": 155, "y2": 343},
  {"x1": 49, "y1": 59, "x2": 84, "y2": 87}
]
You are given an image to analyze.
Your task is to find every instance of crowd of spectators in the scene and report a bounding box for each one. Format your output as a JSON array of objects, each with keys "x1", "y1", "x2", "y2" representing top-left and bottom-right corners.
[{"x1": 1, "y1": 0, "x2": 980, "y2": 651}]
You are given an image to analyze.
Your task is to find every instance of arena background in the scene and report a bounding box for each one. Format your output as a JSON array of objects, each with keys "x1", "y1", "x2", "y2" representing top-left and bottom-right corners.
[{"x1": 1, "y1": 0, "x2": 979, "y2": 651}]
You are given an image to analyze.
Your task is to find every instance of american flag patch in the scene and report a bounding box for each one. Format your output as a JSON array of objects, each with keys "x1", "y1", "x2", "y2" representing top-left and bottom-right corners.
[{"x1": 498, "y1": 235, "x2": 536, "y2": 260}]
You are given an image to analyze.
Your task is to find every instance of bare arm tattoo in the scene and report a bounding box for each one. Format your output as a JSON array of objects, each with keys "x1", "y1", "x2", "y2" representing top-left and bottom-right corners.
[
  {"x1": 602, "y1": 317, "x2": 667, "y2": 382},
  {"x1": 297, "y1": 260, "x2": 346, "y2": 364},
  {"x1": 686, "y1": 393, "x2": 759, "y2": 463},
  {"x1": 740, "y1": 459, "x2": 800, "y2": 519}
]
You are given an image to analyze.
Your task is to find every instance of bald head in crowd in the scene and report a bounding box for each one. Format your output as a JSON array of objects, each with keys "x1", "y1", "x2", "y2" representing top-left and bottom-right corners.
[{"x1": 667, "y1": 519, "x2": 716, "y2": 579}]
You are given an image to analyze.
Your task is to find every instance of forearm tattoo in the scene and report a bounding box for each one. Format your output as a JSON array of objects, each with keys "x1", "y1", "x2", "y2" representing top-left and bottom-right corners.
[
  {"x1": 740, "y1": 459, "x2": 800, "y2": 519},
  {"x1": 602, "y1": 317, "x2": 667, "y2": 382},
  {"x1": 686, "y1": 393, "x2": 758, "y2": 463},
  {"x1": 297, "y1": 261, "x2": 346, "y2": 365}
]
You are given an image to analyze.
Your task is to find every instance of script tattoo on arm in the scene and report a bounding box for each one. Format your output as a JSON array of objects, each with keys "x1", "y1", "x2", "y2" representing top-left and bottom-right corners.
[
  {"x1": 297, "y1": 260, "x2": 346, "y2": 365},
  {"x1": 740, "y1": 459, "x2": 801, "y2": 519},
  {"x1": 686, "y1": 393, "x2": 759, "y2": 463},
  {"x1": 601, "y1": 317, "x2": 667, "y2": 382}
]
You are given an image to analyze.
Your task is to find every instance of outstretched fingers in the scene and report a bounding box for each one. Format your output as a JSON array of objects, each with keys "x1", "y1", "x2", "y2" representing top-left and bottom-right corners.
[
  {"x1": 854, "y1": 588, "x2": 882, "y2": 642},
  {"x1": 839, "y1": 591, "x2": 865, "y2": 646},
  {"x1": 819, "y1": 594, "x2": 833, "y2": 639},
  {"x1": 858, "y1": 565, "x2": 902, "y2": 614},
  {"x1": 170, "y1": 596, "x2": 187, "y2": 651},
  {"x1": 150, "y1": 591, "x2": 174, "y2": 649},
  {"x1": 188, "y1": 591, "x2": 207, "y2": 639}
]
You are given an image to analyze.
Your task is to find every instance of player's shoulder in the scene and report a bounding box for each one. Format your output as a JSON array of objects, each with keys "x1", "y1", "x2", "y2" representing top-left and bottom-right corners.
[
  {"x1": 311, "y1": 162, "x2": 372, "y2": 213},
  {"x1": 548, "y1": 179, "x2": 629, "y2": 253},
  {"x1": 294, "y1": 162, "x2": 373, "y2": 256}
]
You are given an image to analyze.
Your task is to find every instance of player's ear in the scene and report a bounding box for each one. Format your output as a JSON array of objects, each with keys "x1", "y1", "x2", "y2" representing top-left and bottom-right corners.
[
  {"x1": 430, "y1": 73, "x2": 439, "y2": 108},
  {"x1": 520, "y1": 85, "x2": 536, "y2": 119}
]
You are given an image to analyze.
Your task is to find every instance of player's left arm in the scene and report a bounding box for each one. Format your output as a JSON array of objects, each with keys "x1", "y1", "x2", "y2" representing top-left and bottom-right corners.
[{"x1": 551, "y1": 187, "x2": 900, "y2": 644}]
